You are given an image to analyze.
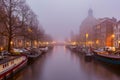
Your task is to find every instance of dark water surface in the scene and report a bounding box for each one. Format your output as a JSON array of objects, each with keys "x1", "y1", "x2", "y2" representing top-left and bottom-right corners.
[{"x1": 9, "y1": 46, "x2": 120, "y2": 80}]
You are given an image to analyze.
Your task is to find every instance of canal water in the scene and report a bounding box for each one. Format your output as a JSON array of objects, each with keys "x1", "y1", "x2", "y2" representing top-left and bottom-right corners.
[{"x1": 10, "y1": 46, "x2": 120, "y2": 80}]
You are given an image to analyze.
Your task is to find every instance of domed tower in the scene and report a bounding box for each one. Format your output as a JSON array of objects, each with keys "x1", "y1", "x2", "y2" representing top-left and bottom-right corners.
[
  {"x1": 88, "y1": 8, "x2": 93, "y2": 16},
  {"x1": 79, "y1": 9, "x2": 98, "y2": 46}
]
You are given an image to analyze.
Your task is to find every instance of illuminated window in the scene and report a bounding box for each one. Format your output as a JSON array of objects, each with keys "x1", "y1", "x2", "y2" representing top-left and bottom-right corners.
[{"x1": 97, "y1": 25, "x2": 100, "y2": 29}]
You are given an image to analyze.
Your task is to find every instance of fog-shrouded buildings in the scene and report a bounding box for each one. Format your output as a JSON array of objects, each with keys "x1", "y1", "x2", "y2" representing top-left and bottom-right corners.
[
  {"x1": 79, "y1": 9, "x2": 98, "y2": 46},
  {"x1": 94, "y1": 18, "x2": 116, "y2": 47},
  {"x1": 79, "y1": 9, "x2": 117, "y2": 47},
  {"x1": 114, "y1": 21, "x2": 120, "y2": 48}
]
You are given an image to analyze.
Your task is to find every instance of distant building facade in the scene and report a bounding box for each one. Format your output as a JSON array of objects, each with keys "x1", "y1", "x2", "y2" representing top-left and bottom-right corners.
[
  {"x1": 94, "y1": 18, "x2": 116, "y2": 47},
  {"x1": 113, "y1": 21, "x2": 120, "y2": 48},
  {"x1": 79, "y1": 9, "x2": 117, "y2": 47}
]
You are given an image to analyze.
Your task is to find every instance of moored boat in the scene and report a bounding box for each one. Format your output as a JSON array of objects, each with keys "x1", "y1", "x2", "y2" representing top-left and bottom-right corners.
[
  {"x1": 27, "y1": 49, "x2": 42, "y2": 60},
  {"x1": 84, "y1": 49, "x2": 93, "y2": 62},
  {"x1": 0, "y1": 55, "x2": 27, "y2": 79},
  {"x1": 39, "y1": 46, "x2": 49, "y2": 53},
  {"x1": 93, "y1": 50, "x2": 120, "y2": 65},
  {"x1": 11, "y1": 48, "x2": 42, "y2": 60}
]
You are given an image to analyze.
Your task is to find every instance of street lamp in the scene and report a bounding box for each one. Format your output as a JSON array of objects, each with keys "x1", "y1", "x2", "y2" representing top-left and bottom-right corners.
[
  {"x1": 86, "y1": 33, "x2": 89, "y2": 39},
  {"x1": 10, "y1": 41, "x2": 13, "y2": 45},
  {"x1": 85, "y1": 33, "x2": 89, "y2": 47},
  {"x1": 0, "y1": 47, "x2": 3, "y2": 51},
  {"x1": 96, "y1": 40, "x2": 99, "y2": 44},
  {"x1": 28, "y1": 28, "x2": 32, "y2": 33},
  {"x1": 28, "y1": 28, "x2": 33, "y2": 47},
  {"x1": 112, "y1": 34, "x2": 115, "y2": 38}
]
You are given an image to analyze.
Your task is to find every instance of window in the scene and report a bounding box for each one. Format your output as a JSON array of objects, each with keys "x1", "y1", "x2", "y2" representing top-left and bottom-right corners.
[{"x1": 97, "y1": 25, "x2": 100, "y2": 29}]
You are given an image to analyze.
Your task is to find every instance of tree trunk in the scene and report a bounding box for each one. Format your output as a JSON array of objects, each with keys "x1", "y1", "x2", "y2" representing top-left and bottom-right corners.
[
  {"x1": 8, "y1": 35, "x2": 12, "y2": 52},
  {"x1": 22, "y1": 36, "x2": 25, "y2": 48},
  {"x1": 8, "y1": 0, "x2": 12, "y2": 52}
]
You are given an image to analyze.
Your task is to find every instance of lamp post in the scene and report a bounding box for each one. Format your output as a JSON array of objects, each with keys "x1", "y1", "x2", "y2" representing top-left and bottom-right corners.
[
  {"x1": 85, "y1": 33, "x2": 89, "y2": 47},
  {"x1": 28, "y1": 28, "x2": 33, "y2": 47}
]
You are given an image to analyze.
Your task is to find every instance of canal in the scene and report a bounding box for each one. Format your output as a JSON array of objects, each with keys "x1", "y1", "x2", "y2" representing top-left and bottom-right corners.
[{"x1": 10, "y1": 46, "x2": 120, "y2": 80}]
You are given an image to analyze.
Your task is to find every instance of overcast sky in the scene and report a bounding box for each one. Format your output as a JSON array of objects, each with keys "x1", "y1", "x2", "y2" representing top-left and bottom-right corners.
[{"x1": 26, "y1": 0, "x2": 120, "y2": 41}]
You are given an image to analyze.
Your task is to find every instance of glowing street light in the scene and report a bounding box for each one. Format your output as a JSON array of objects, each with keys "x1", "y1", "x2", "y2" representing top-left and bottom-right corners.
[
  {"x1": 85, "y1": 33, "x2": 89, "y2": 46},
  {"x1": 96, "y1": 40, "x2": 99, "y2": 44},
  {"x1": 72, "y1": 42, "x2": 77, "y2": 45},
  {"x1": 86, "y1": 33, "x2": 89, "y2": 38},
  {"x1": 112, "y1": 34, "x2": 115, "y2": 38},
  {"x1": 28, "y1": 28, "x2": 32, "y2": 32},
  {"x1": 46, "y1": 42, "x2": 49, "y2": 45},
  {"x1": 10, "y1": 41, "x2": 13, "y2": 45},
  {"x1": 0, "y1": 47, "x2": 3, "y2": 51},
  {"x1": 118, "y1": 41, "x2": 120, "y2": 44}
]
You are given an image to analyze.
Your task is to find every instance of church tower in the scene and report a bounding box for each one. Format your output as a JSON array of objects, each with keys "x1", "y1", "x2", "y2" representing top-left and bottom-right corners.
[
  {"x1": 88, "y1": 8, "x2": 93, "y2": 16},
  {"x1": 79, "y1": 8, "x2": 98, "y2": 46}
]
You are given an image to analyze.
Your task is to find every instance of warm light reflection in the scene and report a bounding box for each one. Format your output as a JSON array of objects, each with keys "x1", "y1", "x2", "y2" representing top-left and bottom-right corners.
[
  {"x1": 71, "y1": 42, "x2": 77, "y2": 45},
  {"x1": 63, "y1": 46, "x2": 67, "y2": 52}
]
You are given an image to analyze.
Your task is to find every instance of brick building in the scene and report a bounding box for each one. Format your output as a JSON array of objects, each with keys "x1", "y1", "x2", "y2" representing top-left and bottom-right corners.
[
  {"x1": 94, "y1": 18, "x2": 116, "y2": 47},
  {"x1": 113, "y1": 21, "x2": 120, "y2": 48}
]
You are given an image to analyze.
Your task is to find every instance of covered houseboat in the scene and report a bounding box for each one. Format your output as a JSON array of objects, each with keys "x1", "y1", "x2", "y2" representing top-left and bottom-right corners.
[{"x1": 0, "y1": 55, "x2": 27, "y2": 80}]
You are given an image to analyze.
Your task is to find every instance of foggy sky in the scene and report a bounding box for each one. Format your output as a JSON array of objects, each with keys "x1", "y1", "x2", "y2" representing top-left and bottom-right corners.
[{"x1": 26, "y1": 0, "x2": 120, "y2": 41}]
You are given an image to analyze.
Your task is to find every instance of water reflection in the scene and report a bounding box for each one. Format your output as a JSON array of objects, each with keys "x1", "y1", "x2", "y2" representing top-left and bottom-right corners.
[
  {"x1": 9, "y1": 46, "x2": 120, "y2": 80},
  {"x1": 74, "y1": 52, "x2": 120, "y2": 80}
]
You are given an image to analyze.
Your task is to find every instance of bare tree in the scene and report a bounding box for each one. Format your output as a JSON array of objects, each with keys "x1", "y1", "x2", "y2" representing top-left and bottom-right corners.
[
  {"x1": 0, "y1": 0, "x2": 49, "y2": 51},
  {"x1": 0, "y1": 0, "x2": 25, "y2": 52}
]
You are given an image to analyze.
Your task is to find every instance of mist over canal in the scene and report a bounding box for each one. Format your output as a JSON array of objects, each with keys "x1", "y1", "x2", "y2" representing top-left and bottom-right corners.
[{"x1": 10, "y1": 46, "x2": 120, "y2": 80}]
